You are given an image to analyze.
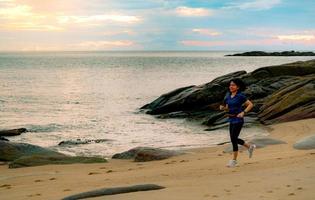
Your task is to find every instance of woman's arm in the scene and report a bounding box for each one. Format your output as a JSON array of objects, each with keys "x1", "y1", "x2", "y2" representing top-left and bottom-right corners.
[{"x1": 236, "y1": 100, "x2": 253, "y2": 117}]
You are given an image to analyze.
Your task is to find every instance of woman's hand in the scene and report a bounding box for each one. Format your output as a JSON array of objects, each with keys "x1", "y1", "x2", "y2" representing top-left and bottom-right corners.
[
  {"x1": 219, "y1": 105, "x2": 225, "y2": 111},
  {"x1": 236, "y1": 111, "x2": 245, "y2": 118}
]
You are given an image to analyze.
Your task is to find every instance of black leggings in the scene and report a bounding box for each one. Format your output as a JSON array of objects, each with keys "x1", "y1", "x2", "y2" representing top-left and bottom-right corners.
[{"x1": 229, "y1": 121, "x2": 245, "y2": 151}]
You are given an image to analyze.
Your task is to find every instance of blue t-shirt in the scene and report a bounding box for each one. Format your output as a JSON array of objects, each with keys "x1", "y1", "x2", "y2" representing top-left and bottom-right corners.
[{"x1": 223, "y1": 90, "x2": 248, "y2": 124}]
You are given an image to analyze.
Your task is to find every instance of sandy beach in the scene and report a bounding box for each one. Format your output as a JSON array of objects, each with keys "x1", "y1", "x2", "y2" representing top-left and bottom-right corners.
[{"x1": 0, "y1": 118, "x2": 314, "y2": 200}]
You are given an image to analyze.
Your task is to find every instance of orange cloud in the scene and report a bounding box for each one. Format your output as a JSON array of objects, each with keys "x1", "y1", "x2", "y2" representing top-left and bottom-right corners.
[
  {"x1": 192, "y1": 29, "x2": 221, "y2": 36},
  {"x1": 277, "y1": 34, "x2": 315, "y2": 41},
  {"x1": 175, "y1": 6, "x2": 213, "y2": 17},
  {"x1": 73, "y1": 40, "x2": 135, "y2": 49},
  {"x1": 181, "y1": 40, "x2": 226, "y2": 46}
]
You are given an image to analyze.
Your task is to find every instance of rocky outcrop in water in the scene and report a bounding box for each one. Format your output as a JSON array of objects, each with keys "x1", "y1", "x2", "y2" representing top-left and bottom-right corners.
[
  {"x1": 58, "y1": 138, "x2": 113, "y2": 146},
  {"x1": 0, "y1": 128, "x2": 28, "y2": 136},
  {"x1": 112, "y1": 146, "x2": 185, "y2": 162},
  {"x1": 0, "y1": 140, "x2": 107, "y2": 168},
  {"x1": 139, "y1": 60, "x2": 315, "y2": 128},
  {"x1": 226, "y1": 51, "x2": 315, "y2": 56}
]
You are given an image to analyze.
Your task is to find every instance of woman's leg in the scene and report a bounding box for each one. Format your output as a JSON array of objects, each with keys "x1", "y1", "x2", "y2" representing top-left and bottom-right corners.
[
  {"x1": 230, "y1": 121, "x2": 248, "y2": 160},
  {"x1": 229, "y1": 123, "x2": 239, "y2": 160},
  {"x1": 234, "y1": 122, "x2": 251, "y2": 149}
]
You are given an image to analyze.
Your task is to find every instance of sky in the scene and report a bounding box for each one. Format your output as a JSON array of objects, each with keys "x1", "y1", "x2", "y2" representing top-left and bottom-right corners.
[{"x1": 0, "y1": 0, "x2": 314, "y2": 51}]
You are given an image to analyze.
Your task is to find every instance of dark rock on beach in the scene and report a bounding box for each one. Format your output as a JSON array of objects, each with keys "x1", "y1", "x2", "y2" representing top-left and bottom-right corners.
[
  {"x1": 0, "y1": 140, "x2": 107, "y2": 168},
  {"x1": 139, "y1": 59, "x2": 315, "y2": 128},
  {"x1": 112, "y1": 146, "x2": 185, "y2": 162},
  {"x1": 62, "y1": 184, "x2": 165, "y2": 200},
  {"x1": 0, "y1": 140, "x2": 63, "y2": 161},
  {"x1": 293, "y1": 134, "x2": 315, "y2": 150},
  {"x1": 58, "y1": 138, "x2": 113, "y2": 146},
  {"x1": 225, "y1": 51, "x2": 315, "y2": 56},
  {"x1": 9, "y1": 154, "x2": 107, "y2": 168},
  {"x1": 0, "y1": 128, "x2": 28, "y2": 137}
]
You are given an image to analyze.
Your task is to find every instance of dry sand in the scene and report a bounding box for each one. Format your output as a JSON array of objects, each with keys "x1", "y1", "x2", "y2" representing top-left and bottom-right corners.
[{"x1": 1, "y1": 118, "x2": 315, "y2": 200}]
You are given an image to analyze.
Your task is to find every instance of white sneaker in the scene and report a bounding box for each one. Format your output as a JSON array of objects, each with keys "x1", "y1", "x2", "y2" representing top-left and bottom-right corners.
[
  {"x1": 248, "y1": 144, "x2": 256, "y2": 158},
  {"x1": 226, "y1": 159, "x2": 238, "y2": 167}
]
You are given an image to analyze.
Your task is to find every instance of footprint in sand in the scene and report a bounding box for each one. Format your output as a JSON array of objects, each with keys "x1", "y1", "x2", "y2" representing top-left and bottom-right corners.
[
  {"x1": 286, "y1": 184, "x2": 291, "y2": 187},
  {"x1": 49, "y1": 177, "x2": 56, "y2": 181},
  {"x1": 0, "y1": 184, "x2": 11, "y2": 188},
  {"x1": 165, "y1": 160, "x2": 177, "y2": 164},
  {"x1": 212, "y1": 195, "x2": 218, "y2": 198},
  {"x1": 180, "y1": 159, "x2": 188, "y2": 162},
  {"x1": 27, "y1": 193, "x2": 41, "y2": 197},
  {"x1": 106, "y1": 169, "x2": 114, "y2": 173},
  {"x1": 288, "y1": 192, "x2": 295, "y2": 196},
  {"x1": 34, "y1": 179, "x2": 43, "y2": 183},
  {"x1": 99, "y1": 167, "x2": 107, "y2": 169},
  {"x1": 88, "y1": 172, "x2": 101, "y2": 175},
  {"x1": 63, "y1": 189, "x2": 71, "y2": 192},
  {"x1": 267, "y1": 190, "x2": 273, "y2": 193},
  {"x1": 296, "y1": 187, "x2": 303, "y2": 190},
  {"x1": 234, "y1": 184, "x2": 240, "y2": 187}
]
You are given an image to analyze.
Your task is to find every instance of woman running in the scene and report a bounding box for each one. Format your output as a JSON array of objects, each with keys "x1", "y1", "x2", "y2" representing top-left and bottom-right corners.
[{"x1": 219, "y1": 78, "x2": 256, "y2": 167}]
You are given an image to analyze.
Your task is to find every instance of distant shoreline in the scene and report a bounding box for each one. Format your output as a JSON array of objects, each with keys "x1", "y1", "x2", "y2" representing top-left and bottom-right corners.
[{"x1": 225, "y1": 50, "x2": 315, "y2": 56}]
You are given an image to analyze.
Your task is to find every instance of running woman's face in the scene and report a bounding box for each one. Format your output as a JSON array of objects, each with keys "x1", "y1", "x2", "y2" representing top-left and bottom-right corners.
[{"x1": 229, "y1": 81, "x2": 239, "y2": 93}]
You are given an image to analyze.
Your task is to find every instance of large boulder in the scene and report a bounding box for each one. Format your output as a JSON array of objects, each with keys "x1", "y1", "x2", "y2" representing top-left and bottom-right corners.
[
  {"x1": 0, "y1": 140, "x2": 63, "y2": 161},
  {"x1": 258, "y1": 75, "x2": 315, "y2": 124},
  {"x1": 112, "y1": 146, "x2": 184, "y2": 162},
  {"x1": 0, "y1": 141, "x2": 107, "y2": 168},
  {"x1": 9, "y1": 154, "x2": 107, "y2": 168},
  {"x1": 140, "y1": 71, "x2": 246, "y2": 115}
]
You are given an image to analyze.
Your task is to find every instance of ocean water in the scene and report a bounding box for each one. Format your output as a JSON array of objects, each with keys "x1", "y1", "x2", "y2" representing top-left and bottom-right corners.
[{"x1": 0, "y1": 51, "x2": 314, "y2": 158}]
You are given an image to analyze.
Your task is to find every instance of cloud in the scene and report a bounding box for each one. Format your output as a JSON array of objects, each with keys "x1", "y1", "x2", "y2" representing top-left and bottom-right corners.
[
  {"x1": 277, "y1": 34, "x2": 315, "y2": 41},
  {"x1": 57, "y1": 14, "x2": 141, "y2": 25},
  {"x1": 225, "y1": 0, "x2": 281, "y2": 10},
  {"x1": 192, "y1": 29, "x2": 221, "y2": 36},
  {"x1": 175, "y1": 6, "x2": 213, "y2": 17},
  {"x1": 0, "y1": 4, "x2": 34, "y2": 18},
  {"x1": 73, "y1": 40, "x2": 135, "y2": 49},
  {"x1": 180, "y1": 40, "x2": 226, "y2": 46},
  {"x1": 102, "y1": 30, "x2": 136, "y2": 36}
]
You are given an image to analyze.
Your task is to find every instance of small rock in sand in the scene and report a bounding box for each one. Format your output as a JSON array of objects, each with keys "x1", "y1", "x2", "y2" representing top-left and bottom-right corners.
[{"x1": 293, "y1": 134, "x2": 315, "y2": 150}]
